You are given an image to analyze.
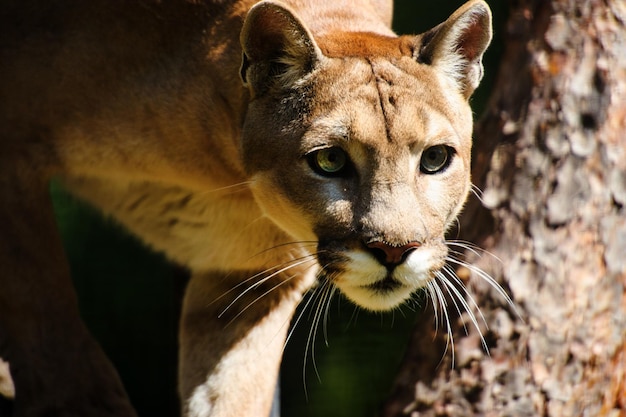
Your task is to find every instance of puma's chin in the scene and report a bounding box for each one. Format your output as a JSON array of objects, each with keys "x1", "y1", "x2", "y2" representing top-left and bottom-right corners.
[
  {"x1": 339, "y1": 278, "x2": 415, "y2": 311},
  {"x1": 331, "y1": 249, "x2": 438, "y2": 312}
]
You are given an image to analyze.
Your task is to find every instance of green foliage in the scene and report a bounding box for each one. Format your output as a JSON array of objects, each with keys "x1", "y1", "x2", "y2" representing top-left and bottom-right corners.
[
  {"x1": 281, "y1": 298, "x2": 422, "y2": 417},
  {"x1": 51, "y1": 181, "x2": 181, "y2": 416}
]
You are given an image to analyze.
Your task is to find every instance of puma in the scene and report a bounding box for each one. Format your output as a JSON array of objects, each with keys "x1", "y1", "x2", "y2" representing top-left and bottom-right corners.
[{"x1": 0, "y1": 0, "x2": 492, "y2": 415}]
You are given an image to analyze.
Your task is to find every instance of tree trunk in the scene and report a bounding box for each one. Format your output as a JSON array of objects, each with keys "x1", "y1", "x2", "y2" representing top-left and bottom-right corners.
[{"x1": 382, "y1": 1, "x2": 626, "y2": 416}]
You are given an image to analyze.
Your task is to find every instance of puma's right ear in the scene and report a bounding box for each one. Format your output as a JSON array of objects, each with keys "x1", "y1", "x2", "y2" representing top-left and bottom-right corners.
[
  {"x1": 415, "y1": 0, "x2": 492, "y2": 99},
  {"x1": 240, "y1": 1, "x2": 322, "y2": 96}
]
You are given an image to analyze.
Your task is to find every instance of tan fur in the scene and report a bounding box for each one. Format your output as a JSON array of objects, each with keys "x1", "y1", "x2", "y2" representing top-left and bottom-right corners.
[{"x1": 0, "y1": 1, "x2": 491, "y2": 416}]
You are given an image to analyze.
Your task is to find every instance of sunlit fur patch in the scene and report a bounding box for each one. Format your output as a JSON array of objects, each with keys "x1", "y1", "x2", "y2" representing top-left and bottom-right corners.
[{"x1": 332, "y1": 247, "x2": 441, "y2": 311}]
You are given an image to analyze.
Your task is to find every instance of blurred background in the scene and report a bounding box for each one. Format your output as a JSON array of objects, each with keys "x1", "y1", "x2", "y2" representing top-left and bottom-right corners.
[{"x1": 51, "y1": 1, "x2": 506, "y2": 416}]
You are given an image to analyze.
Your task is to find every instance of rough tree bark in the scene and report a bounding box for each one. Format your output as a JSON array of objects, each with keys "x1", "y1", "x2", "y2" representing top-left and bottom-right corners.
[{"x1": 382, "y1": 1, "x2": 626, "y2": 416}]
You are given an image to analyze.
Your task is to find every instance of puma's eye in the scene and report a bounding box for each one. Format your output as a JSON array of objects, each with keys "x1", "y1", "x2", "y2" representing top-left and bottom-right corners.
[
  {"x1": 308, "y1": 147, "x2": 349, "y2": 176},
  {"x1": 420, "y1": 145, "x2": 452, "y2": 174}
]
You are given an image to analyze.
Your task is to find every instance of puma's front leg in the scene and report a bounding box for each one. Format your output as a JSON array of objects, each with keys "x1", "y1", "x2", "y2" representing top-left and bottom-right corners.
[
  {"x1": 179, "y1": 268, "x2": 314, "y2": 417},
  {"x1": 0, "y1": 169, "x2": 136, "y2": 417}
]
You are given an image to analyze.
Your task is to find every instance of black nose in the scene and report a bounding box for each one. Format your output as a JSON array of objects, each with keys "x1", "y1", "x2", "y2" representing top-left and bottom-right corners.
[{"x1": 365, "y1": 240, "x2": 421, "y2": 268}]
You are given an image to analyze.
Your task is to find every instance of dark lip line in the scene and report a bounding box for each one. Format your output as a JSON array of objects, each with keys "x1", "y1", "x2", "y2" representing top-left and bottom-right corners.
[{"x1": 364, "y1": 275, "x2": 403, "y2": 292}]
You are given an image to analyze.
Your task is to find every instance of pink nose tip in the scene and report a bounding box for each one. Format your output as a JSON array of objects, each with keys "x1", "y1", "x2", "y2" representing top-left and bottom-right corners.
[{"x1": 366, "y1": 240, "x2": 421, "y2": 266}]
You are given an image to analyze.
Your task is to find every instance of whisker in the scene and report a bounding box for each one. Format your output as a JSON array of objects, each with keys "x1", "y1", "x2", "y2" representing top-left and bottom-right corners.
[
  {"x1": 438, "y1": 270, "x2": 470, "y2": 336},
  {"x1": 470, "y1": 183, "x2": 485, "y2": 204},
  {"x1": 284, "y1": 287, "x2": 318, "y2": 354},
  {"x1": 443, "y1": 264, "x2": 489, "y2": 329},
  {"x1": 223, "y1": 273, "x2": 299, "y2": 328},
  {"x1": 345, "y1": 303, "x2": 360, "y2": 330},
  {"x1": 210, "y1": 218, "x2": 318, "y2": 305},
  {"x1": 212, "y1": 253, "x2": 317, "y2": 304},
  {"x1": 400, "y1": 297, "x2": 417, "y2": 314},
  {"x1": 445, "y1": 240, "x2": 522, "y2": 321},
  {"x1": 430, "y1": 275, "x2": 455, "y2": 367},
  {"x1": 238, "y1": 259, "x2": 321, "y2": 364},
  {"x1": 438, "y1": 269, "x2": 489, "y2": 353},
  {"x1": 225, "y1": 257, "x2": 320, "y2": 330},
  {"x1": 322, "y1": 286, "x2": 337, "y2": 347},
  {"x1": 217, "y1": 256, "x2": 317, "y2": 317},
  {"x1": 201, "y1": 181, "x2": 254, "y2": 195},
  {"x1": 310, "y1": 281, "x2": 333, "y2": 382},
  {"x1": 446, "y1": 240, "x2": 503, "y2": 265},
  {"x1": 305, "y1": 264, "x2": 332, "y2": 322},
  {"x1": 231, "y1": 215, "x2": 269, "y2": 242},
  {"x1": 445, "y1": 256, "x2": 519, "y2": 318},
  {"x1": 282, "y1": 277, "x2": 331, "y2": 400},
  {"x1": 395, "y1": 305, "x2": 410, "y2": 320},
  {"x1": 426, "y1": 281, "x2": 441, "y2": 337},
  {"x1": 302, "y1": 279, "x2": 333, "y2": 397},
  {"x1": 234, "y1": 234, "x2": 318, "y2": 268},
  {"x1": 250, "y1": 241, "x2": 319, "y2": 259},
  {"x1": 226, "y1": 213, "x2": 318, "y2": 276}
]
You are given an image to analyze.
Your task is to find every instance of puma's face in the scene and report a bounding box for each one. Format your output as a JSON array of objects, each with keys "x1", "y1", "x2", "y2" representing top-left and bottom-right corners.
[
  {"x1": 240, "y1": 1, "x2": 491, "y2": 311},
  {"x1": 244, "y1": 55, "x2": 472, "y2": 311}
]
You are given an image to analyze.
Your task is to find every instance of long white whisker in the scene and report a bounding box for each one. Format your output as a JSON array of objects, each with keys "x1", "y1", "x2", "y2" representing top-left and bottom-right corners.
[
  {"x1": 445, "y1": 240, "x2": 517, "y2": 316},
  {"x1": 302, "y1": 279, "x2": 332, "y2": 398},
  {"x1": 288, "y1": 281, "x2": 326, "y2": 402},
  {"x1": 438, "y1": 270, "x2": 489, "y2": 354},
  {"x1": 446, "y1": 240, "x2": 504, "y2": 265},
  {"x1": 401, "y1": 297, "x2": 417, "y2": 313},
  {"x1": 437, "y1": 272, "x2": 470, "y2": 336},
  {"x1": 426, "y1": 282, "x2": 441, "y2": 337},
  {"x1": 284, "y1": 288, "x2": 318, "y2": 354},
  {"x1": 322, "y1": 286, "x2": 337, "y2": 347},
  {"x1": 217, "y1": 257, "x2": 316, "y2": 318},
  {"x1": 235, "y1": 234, "x2": 317, "y2": 267},
  {"x1": 345, "y1": 304, "x2": 360, "y2": 330},
  {"x1": 209, "y1": 241, "x2": 318, "y2": 308},
  {"x1": 227, "y1": 259, "x2": 320, "y2": 333},
  {"x1": 310, "y1": 282, "x2": 332, "y2": 383},
  {"x1": 201, "y1": 181, "x2": 254, "y2": 195},
  {"x1": 431, "y1": 276, "x2": 455, "y2": 368},
  {"x1": 214, "y1": 253, "x2": 315, "y2": 300},
  {"x1": 250, "y1": 241, "x2": 319, "y2": 260},
  {"x1": 445, "y1": 257, "x2": 520, "y2": 318},
  {"x1": 470, "y1": 183, "x2": 485, "y2": 204},
  {"x1": 443, "y1": 264, "x2": 489, "y2": 329},
  {"x1": 224, "y1": 273, "x2": 299, "y2": 328}
]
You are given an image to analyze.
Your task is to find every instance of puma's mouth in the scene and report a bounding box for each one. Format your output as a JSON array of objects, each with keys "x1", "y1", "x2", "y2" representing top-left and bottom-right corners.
[
  {"x1": 317, "y1": 244, "x2": 443, "y2": 311},
  {"x1": 364, "y1": 275, "x2": 403, "y2": 293}
]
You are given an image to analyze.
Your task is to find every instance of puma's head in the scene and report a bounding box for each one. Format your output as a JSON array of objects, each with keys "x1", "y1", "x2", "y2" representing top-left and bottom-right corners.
[{"x1": 239, "y1": 0, "x2": 491, "y2": 311}]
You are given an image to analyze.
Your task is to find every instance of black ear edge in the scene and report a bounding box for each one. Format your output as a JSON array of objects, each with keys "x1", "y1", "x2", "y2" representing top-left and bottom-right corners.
[
  {"x1": 414, "y1": 24, "x2": 440, "y2": 66},
  {"x1": 240, "y1": 52, "x2": 251, "y2": 86}
]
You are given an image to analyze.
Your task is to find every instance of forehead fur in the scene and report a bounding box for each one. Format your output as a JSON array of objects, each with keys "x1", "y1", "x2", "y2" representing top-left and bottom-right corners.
[
  {"x1": 307, "y1": 50, "x2": 473, "y2": 150},
  {"x1": 316, "y1": 32, "x2": 415, "y2": 58}
]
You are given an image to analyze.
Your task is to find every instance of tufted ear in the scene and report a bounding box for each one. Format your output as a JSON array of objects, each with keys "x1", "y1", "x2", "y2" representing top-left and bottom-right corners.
[
  {"x1": 415, "y1": 0, "x2": 492, "y2": 99},
  {"x1": 240, "y1": 1, "x2": 322, "y2": 96}
]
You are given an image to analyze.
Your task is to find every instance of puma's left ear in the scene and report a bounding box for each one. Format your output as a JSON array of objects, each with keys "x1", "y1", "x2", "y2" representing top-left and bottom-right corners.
[
  {"x1": 240, "y1": 1, "x2": 322, "y2": 96},
  {"x1": 415, "y1": 0, "x2": 492, "y2": 99}
]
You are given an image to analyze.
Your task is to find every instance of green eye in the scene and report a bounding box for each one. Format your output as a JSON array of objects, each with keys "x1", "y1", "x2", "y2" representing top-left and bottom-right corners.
[
  {"x1": 420, "y1": 145, "x2": 452, "y2": 174},
  {"x1": 309, "y1": 147, "x2": 349, "y2": 176}
]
